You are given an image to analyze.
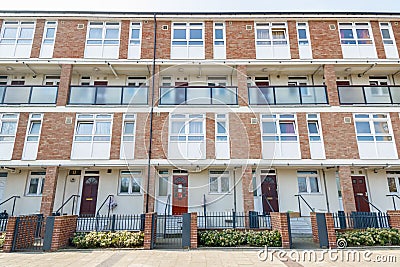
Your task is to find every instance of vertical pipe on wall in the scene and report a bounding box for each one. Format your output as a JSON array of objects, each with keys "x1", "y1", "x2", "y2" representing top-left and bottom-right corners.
[
  {"x1": 233, "y1": 167, "x2": 237, "y2": 212},
  {"x1": 322, "y1": 169, "x2": 330, "y2": 213}
]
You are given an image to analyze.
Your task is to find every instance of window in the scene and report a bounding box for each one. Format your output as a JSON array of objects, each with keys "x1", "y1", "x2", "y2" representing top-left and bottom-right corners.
[
  {"x1": 26, "y1": 172, "x2": 45, "y2": 196},
  {"x1": 25, "y1": 114, "x2": 43, "y2": 142},
  {"x1": 171, "y1": 22, "x2": 204, "y2": 59},
  {"x1": 338, "y1": 22, "x2": 376, "y2": 58},
  {"x1": 335, "y1": 172, "x2": 342, "y2": 198},
  {"x1": 207, "y1": 76, "x2": 227, "y2": 87},
  {"x1": 213, "y1": 22, "x2": 226, "y2": 59},
  {"x1": 42, "y1": 21, "x2": 57, "y2": 44},
  {"x1": 380, "y1": 22, "x2": 395, "y2": 45},
  {"x1": 296, "y1": 22, "x2": 310, "y2": 45},
  {"x1": 307, "y1": 114, "x2": 322, "y2": 142},
  {"x1": 261, "y1": 114, "x2": 297, "y2": 142},
  {"x1": 85, "y1": 22, "x2": 120, "y2": 58},
  {"x1": 0, "y1": 21, "x2": 35, "y2": 58},
  {"x1": 120, "y1": 114, "x2": 135, "y2": 159},
  {"x1": 256, "y1": 23, "x2": 288, "y2": 45},
  {"x1": 387, "y1": 171, "x2": 400, "y2": 194},
  {"x1": 297, "y1": 171, "x2": 320, "y2": 193},
  {"x1": 0, "y1": 113, "x2": 18, "y2": 142},
  {"x1": 119, "y1": 171, "x2": 142, "y2": 194},
  {"x1": 354, "y1": 114, "x2": 392, "y2": 142},
  {"x1": 128, "y1": 22, "x2": 141, "y2": 59},
  {"x1": 158, "y1": 170, "x2": 169, "y2": 197},
  {"x1": 215, "y1": 114, "x2": 229, "y2": 159},
  {"x1": 209, "y1": 170, "x2": 230, "y2": 194}
]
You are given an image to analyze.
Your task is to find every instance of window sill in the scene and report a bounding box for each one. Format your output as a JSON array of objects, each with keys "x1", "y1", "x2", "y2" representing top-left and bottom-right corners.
[
  {"x1": 117, "y1": 193, "x2": 142, "y2": 196},
  {"x1": 25, "y1": 194, "x2": 42, "y2": 197},
  {"x1": 208, "y1": 192, "x2": 231, "y2": 195},
  {"x1": 297, "y1": 192, "x2": 323, "y2": 195}
]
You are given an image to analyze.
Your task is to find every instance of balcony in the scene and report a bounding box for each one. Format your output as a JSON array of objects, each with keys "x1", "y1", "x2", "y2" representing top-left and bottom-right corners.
[
  {"x1": 338, "y1": 86, "x2": 400, "y2": 105},
  {"x1": 248, "y1": 85, "x2": 328, "y2": 105},
  {"x1": 159, "y1": 87, "x2": 238, "y2": 105},
  {"x1": 69, "y1": 86, "x2": 148, "y2": 105},
  {"x1": 0, "y1": 86, "x2": 58, "y2": 105}
]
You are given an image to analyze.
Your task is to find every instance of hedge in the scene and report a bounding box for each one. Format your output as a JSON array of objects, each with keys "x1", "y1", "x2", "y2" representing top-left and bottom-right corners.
[
  {"x1": 71, "y1": 231, "x2": 144, "y2": 249},
  {"x1": 336, "y1": 228, "x2": 400, "y2": 246}
]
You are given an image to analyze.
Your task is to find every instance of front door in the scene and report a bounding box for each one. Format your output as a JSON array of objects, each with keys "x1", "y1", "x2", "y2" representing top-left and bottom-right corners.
[
  {"x1": 351, "y1": 176, "x2": 370, "y2": 212},
  {"x1": 261, "y1": 175, "x2": 279, "y2": 213},
  {"x1": 172, "y1": 175, "x2": 188, "y2": 215},
  {"x1": 80, "y1": 176, "x2": 99, "y2": 216}
]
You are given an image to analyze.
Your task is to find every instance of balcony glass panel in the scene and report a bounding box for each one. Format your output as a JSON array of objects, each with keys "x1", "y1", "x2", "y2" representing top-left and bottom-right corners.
[
  {"x1": 212, "y1": 87, "x2": 237, "y2": 105},
  {"x1": 390, "y1": 87, "x2": 400, "y2": 104},
  {"x1": 160, "y1": 87, "x2": 185, "y2": 105},
  {"x1": 159, "y1": 87, "x2": 238, "y2": 105},
  {"x1": 338, "y1": 86, "x2": 365, "y2": 104},
  {"x1": 0, "y1": 87, "x2": 4, "y2": 103},
  {"x1": 364, "y1": 86, "x2": 391, "y2": 104},
  {"x1": 3, "y1": 87, "x2": 30, "y2": 103},
  {"x1": 30, "y1": 86, "x2": 58, "y2": 104},
  {"x1": 186, "y1": 87, "x2": 210, "y2": 104},
  {"x1": 248, "y1": 87, "x2": 274, "y2": 104},
  {"x1": 122, "y1": 87, "x2": 148, "y2": 105},
  {"x1": 96, "y1": 87, "x2": 122, "y2": 104},
  {"x1": 69, "y1": 87, "x2": 96, "y2": 104},
  {"x1": 275, "y1": 87, "x2": 301, "y2": 104},
  {"x1": 300, "y1": 86, "x2": 327, "y2": 104}
]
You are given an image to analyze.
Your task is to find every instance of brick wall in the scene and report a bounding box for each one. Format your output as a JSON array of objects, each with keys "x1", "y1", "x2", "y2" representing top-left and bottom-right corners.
[
  {"x1": 229, "y1": 113, "x2": 261, "y2": 159},
  {"x1": 297, "y1": 112, "x2": 311, "y2": 159},
  {"x1": 310, "y1": 212, "x2": 337, "y2": 248},
  {"x1": 30, "y1": 19, "x2": 45, "y2": 58},
  {"x1": 390, "y1": 112, "x2": 400, "y2": 157},
  {"x1": 110, "y1": 113, "x2": 122, "y2": 160},
  {"x1": 53, "y1": 20, "x2": 87, "y2": 58},
  {"x1": 391, "y1": 21, "x2": 400, "y2": 56},
  {"x1": 270, "y1": 212, "x2": 290, "y2": 248},
  {"x1": 309, "y1": 21, "x2": 343, "y2": 59},
  {"x1": 320, "y1": 112, "x2": 359, "y2": 159},
  {"x1": 40, "y1": 167, "x2": 59, "y2": 216},
  {"x1": 324, "y1": 64, "x2": 339, "y2": 106},
  {"x1": 134, "y1": 113, "x2": 149, "y2": 159},
  {"x1": 387, "y1": 210, "x2": 400, "y2": 230},
  {"x1": 310, "y1": 212, "x2": 319, "y2": 243},
  {"x1": 237, "y1": 65, "x2": 249, "y2": 106},
  {"x1": 241, "y1": 166, "x2": 254, "y2": 227},
  {"x1": 143, "y1": 212, "x2": 156, "y2": 249},
  {"x1": 12, "y1": 113, "x2": 29, "y2": 160},
  {"x1": 49, "y1": 215, "x2": 78, "y2": 251},
  {"x1": 190, "y1": 213, "x2": 198, "y2": 249},
  {"x1": 148, "y1": 112, "x2": 169, "y2": 159},
  {"x1": 119, "y1": 20, "x2": 130, "y2": 59},
  {"x1": 206, "y1": 113, "x2": 215, "y2": 159},
  {"x1": 141, "y1": 20, "x2": 155, "y2": 59},
  {"x1": 37, "y1": 113, "x2": 75, "y2": 160},
  {"x1": 226, "y1": 21, "x2": 256, "y2": 59},
  {"x1": 338, "y1": 166, "x2": 357, "y2": 214},
  {"x1": 2, "y1": 216, "x2": 16, "y2": 252},
  {"x1": 288, "y1": 20, "x2": 300, "y2": 59},
  {"x1": 57, "y1": 64, "x2": 73, "y2": 106},
  {"x1": 143, "y1": 166, "x2": 157, "y2": 213},
  {"x1": 2, "y1": 216, "x2": 38, "y2": 252},
  {"x1": 205, "y1": 21, "x2": 213, "y2": 59},
  {"x1": 371, "y1": 21, "x2": 386, "y2": 59}
]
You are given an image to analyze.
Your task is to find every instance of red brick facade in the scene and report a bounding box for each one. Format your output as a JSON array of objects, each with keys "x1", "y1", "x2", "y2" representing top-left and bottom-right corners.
[
  {"x1": 110, "y1": 113, "x2": 123, "y2": 160},
  {"x1": 53, "y1": 20, "x2": 87, "y2": 58},
  {"x1": 205, "y1": 21, "x2": 213, "y2": 59},
  {"x1": 288, "y1": 20, "x2": 300, "y2": 59},
  {"x1": 229, "y1": 113, "x2": 261, "y2": 159},
  {"x1": 241, "y1": 166, "x2": 255, "y2": 226},
  {"x1": 390, "y1": 112, "x2": 400, "y2": 157},
  {"x1": 49, "y1": 215, "x2": 78, "y2": 251},
  {"x1": 57, "y1": 64, "x2": 73, "y2": 106},
  {"x1": 309, "y1": 21, "x2": 343, "y2": 59},
  {"x1": 338, "y1": 166, "x2": 357, "y2": 214},
  {"x1": 119, "y1": 20, "x2": 130, "y2": 59},
  {"x1": 387, "y1": 210, "x2": 400, "y2": 230},
  {"x1": 371, "y1": 21, "x2": 386, "y2": 59},
  {"x1": 190, "y1": 213, "x2": 198, "y2": 249},
  {"x1": 143, "y1": 212, "x2": 156, "y2": 249},
  {"x1": 226, "y1": 21, "x2": 256, "y2": 59},
  {"x1": 324, "y1": 64, "x2": 339, "y2": 106},
  {"x1": 30, "y1": 19, "x2": 45, "y2": 58},
  {"x1": 206, "y1": 113, "x2": 216, "y2": 158},
  {"x1": 270, "y1": 212, "x2": 290, "y2": 248},
  {"x1": 12, "y1": 113, "x2": 29, "y2": 160},
  {"x1": 297, "y1": 112, "x2": 311, "y2": 159},
  {"x1": 310, "y1": 212, "x2": 337, "y2": 248},
  {"x1": 40, "y1": 167, "x2": 59, "y2": 216}
]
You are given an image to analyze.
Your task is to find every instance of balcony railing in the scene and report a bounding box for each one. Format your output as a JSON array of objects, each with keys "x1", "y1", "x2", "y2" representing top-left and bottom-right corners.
[
  {"x1": 0, "y1": 86, "x2": 58, "y2": 105},
  {"x1": 69, "y1": 86, "x2": 148, "y2": 105},
  {"x1": 159, "y1": 86, "x2": 238, "y2": 105},
  {"x1": 248, "y1": 85, "x2": 328, "y2": 105},
  {"x1": 338, "y1": 85, "x2": 400, "y2": 105}
]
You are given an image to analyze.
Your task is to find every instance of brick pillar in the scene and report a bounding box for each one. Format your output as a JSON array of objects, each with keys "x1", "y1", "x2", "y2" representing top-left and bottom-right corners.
[
  {"x1": 40, "y1": 166, "x2": 59, "y2": 216},
  {"x1": 143, "y1": 212, "x2": 156, "y2": 250},
  {"x1": 288, "y1": 20, "x2": 300, "y2": 59},
  {"x1": 57, "y1": 64, "x2": 73, "y2": 106},
  {"x1": 387, "y1": 210, "x2": 400, "y2": 230},
  {"x1": 206, "y1": 113, "x2": 215, "y2": 159},
  {"x1": 270, "y1": 212, "x2": 290, "y2": 248},
  {"x1": 241, "y1": 166, "x2": 254, "y2": 227},
  {"x1": 310, "y1": 212, "x2": 319, "y2": 243},
  {"x1": 143, "y1": 165, "x2": 156, "y2": 213},
  {"x1": 237, "y1": 65, "x2": 248, "y2": 106},
  {"x1": 297, "y1": 112, "x2": 311, "y2": 159},
  {"x1": 310, "y1": 212, "x2": 337, "y2": 248},
  {"x1": 119, "y1": 20, "x2": 130, "y2": 59},
  {"x1": 190, "y1": 213, "x2": 198, "y2": 249},
  {"x1": 49, "y1": 215, "x2": 78, "y2": 251},
  {"x1": 30, "y1": 19, "x2": 45, "y2": 58},
  {"x1": 323, "y1": 64, "x2": 339, "y2": 106},
  {"x1": 2, "y1": 217, "x2": 17, "y2": 252},
  {"x1": 371, "y1": 21, "x2": 386, "y2": 59},
  {"x1": 338, "y1": 166, "x2": 356, "y2": 214}
]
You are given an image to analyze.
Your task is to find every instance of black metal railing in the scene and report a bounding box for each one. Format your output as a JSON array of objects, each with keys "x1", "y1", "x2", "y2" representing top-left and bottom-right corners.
[
  {"x1": 197, "y1": 211, "x2": 271, "y2": 229},
  {"x1": 0, "y1": 217, "x2": 7, "y2": 232},
  {"x1": 386, "y1": 194, "x2": 400, "y2": 210},
  {"x1": 338, "y1": 85, "x2": 400, "y2": 105},
  {"x1": 0, "y1": 86, "x2": 58, "y2": 105},
  {"x1": 76, "y1": 214, "x2": 145, "y2": 232},
  {"x1": 248, "y1": 85, "x2": 328, "y2": 105},
  {"x1": 294, "y1": 194, "x2": 315, "y2": 216},
  {"x1": 53, "y1": 195, "x2": 80, "y2": 216},
  {"x1": 333, "y1": 211, "x2": 390, "y2": 229},
  {"x1": 69, "y1": 86, "x2": 148, "y2": 105},
  {"x1": 159, "y1": 86, "x2": 238, "y2": 105},
  {"x1": 96, "y1": 194, "x2": 114, "y2": 217},
  {"x1": 0, "y1": 195, "x2": 20, "y2": 216},
  {"x1": 355, "y1": 195, "x2": 382, "y2": 213}
]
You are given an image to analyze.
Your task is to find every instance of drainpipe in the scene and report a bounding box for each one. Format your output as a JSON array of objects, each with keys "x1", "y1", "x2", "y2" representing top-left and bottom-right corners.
[
  {"x1": 145, "y1": 13, "x2": 157, "y2": 213},
  {"x1": 233, "y1": 167, "x2": 237, "y2": 212},
  {"x1": 322, "y1": 169, "x2": 330, "y2": 213}
]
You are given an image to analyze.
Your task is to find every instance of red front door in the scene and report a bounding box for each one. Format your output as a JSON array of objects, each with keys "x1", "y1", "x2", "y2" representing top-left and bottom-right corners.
[
  {"x1": 351, "y1": 176, "x2": 370, "y2": 212},
  {"x1": 261, "y1": 175, "x2": 279, "y2": 213},
  {"x1": 80, "y1": 176, "x2": 99, "y2": 216},
  {"x1": 172, "y1": 175, "x2": 188, "y2": 215}
]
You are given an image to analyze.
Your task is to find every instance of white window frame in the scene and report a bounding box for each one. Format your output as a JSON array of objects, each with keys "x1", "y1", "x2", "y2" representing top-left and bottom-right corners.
[
  {"x1": 306, "y1": 114, "x2": 322, "y2": 142},
  {"x1": 127, "y1": 76, "x2": 147, "y2": 87},
  {"x1": 169, "y1": 114, "x2": 205, "y2": 142},
  {"x1": 120, "y1": 114, "x2": 136, "y2": 159},
  {"x1": 213, "y1": 22, "x2": 225, "y2": 46},
  {"x1": 380, "y1": 22, "x2": 396, "y2": 45},
  {"x1": 26, "y1": 171, "x2": 45, "y2": 196},
  {"x1": 118, "y1": 170, "x2": 142, "y2": 195},
  {"x1": 41, "y1": 21, "x2": 57, "y2": 45},
  {"x1": 297, "y1": 170, "x2": 321, "y2": 194},
  {"x1": 158, "y1": 170, "x2": 170, "y2": 197},
  {"x1": 387, "y1": 171, "x2": 400, "y2": 194},
  {"x1": 207, "y1": 76, "x2": 227, "y2": 87},
  {"x1": 24, "y1": 114, "x2": 43, "y2": 143},
  {"x1": 255, "y1": 22, "x2": 289, "y2": 46},
  {"x1": 261, "y1": 114, "x2": 298, "y2": 142},
  {"x1": 354, "y1": 113, "x2": 393, "y2": 143},
  {"x1": 0, "y1": 21, "x2": 35, "y2": 45},
  {"x1": 86, "y1": 22, "x2": 121, "y2": 46},
  {"x1": 73, "y1": 114, "x2": 113, "y2": 143},
  {"x1": 171, "y1": 22, "x2": 204, "y2": 47},
  {"x1": 339, "y1": 22, "x2": 374, "y2": 46},
  {"x1": 215, "y1": 114, "x2": 229, "y2": 142},
  {"x1": 129, "y1": 22, "x2": 141, "y2": 46},
  {"x1": 296, "y1": 22, "x2": 311, "y2": 45},
  {"x1": 209, "y1": 170, "x2": 230, "y2": 194},
  {"x1": 0, "y1": 113, "x2": 19, "y2": 142}
]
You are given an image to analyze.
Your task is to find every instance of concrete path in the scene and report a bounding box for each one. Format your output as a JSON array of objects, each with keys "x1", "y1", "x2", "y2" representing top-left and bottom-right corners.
[{"x1": 1, "y1": 248, "x2": 400, "y2": 267}]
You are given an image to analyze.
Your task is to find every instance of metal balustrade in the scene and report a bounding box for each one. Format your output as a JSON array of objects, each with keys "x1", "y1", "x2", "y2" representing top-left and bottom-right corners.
[
  {"x1": 0, "y1": 86, "x2": 58, "y2": 105},
  {"x1": 338, "y1": 85, "x2": 400, "y2": 105}
]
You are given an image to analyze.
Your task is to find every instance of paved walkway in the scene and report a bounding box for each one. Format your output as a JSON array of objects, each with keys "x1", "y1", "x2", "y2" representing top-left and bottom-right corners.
[{"x1": 1, "y1": 248, "x2": 400, "y2": 267}]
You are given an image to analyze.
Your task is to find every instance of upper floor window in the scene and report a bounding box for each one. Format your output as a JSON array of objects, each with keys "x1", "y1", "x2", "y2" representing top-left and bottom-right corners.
[
  {"x1": 379, "y1": 22, "x2": 399, "y2": 58},
  {"x1": 128, "y1": 22, "x2": 141, "y2": 59},
  {"x1": 296, "y1": 22, "x2": 312, "y2": 59},
  {"x1": 338, "y1": 22, "x2": 377, "y2": 58},
  {"x1": 0, "y1": 21, "x2": 35, "y2": 58},
  {"x1": 120, "y1": 114, "x2": 136, "y2": 160},
  {"x1": 306, "y1": 114, "x2": 326, "y2": 159},
  {"x1": 85, "y1": 22, "x2": 120, "y2": 59},
  {"x1": 255, "y1": 22, "x2": 290, "y2": 59},
  {"x1": 40, "y1": 21, "x2": 57, "y2": 58},
  {"x1": 215, "y1": 114, "x2": 229, "y2": 159},
  {"x1": 0, "y1": 113, "x2": 18, "y2": 160},
  {"x1": 213, "y1": 22, "x2": 226, "y2": 59},
  {"x1": 387, "y1": 171, "x2": 400, "y2": 194},
  {"x1": 22, "y1": 114, "x2": 43, "y2": 160},
  {"x1": 171, "y1": 22, "x2": 204, "y2": 59}
]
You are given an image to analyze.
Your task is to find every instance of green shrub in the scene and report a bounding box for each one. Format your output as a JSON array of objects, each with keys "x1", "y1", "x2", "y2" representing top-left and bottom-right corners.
[
  {"x1": 0, "y1": 232, "x2": 5, "y2": 248},
  {"x1": 71, "y1": 231, "x2": 144, "y2": 249},
  {"x1": 337, "y1": 228, "x2": 400, "y2": 246},
  {"x1": 198, "y1": 229, "x2": 281, "y2": 247}
]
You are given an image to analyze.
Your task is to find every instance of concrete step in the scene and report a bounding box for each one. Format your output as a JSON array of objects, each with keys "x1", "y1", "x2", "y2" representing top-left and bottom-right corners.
[{"x1": 290, "y1": 217, "x2": 312, "y2": 237}]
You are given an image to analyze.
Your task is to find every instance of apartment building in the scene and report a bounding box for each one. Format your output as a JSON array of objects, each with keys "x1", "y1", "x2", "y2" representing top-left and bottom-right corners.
[{"x1": 1, "y1": 11, "x2": 400, "y2": 218}]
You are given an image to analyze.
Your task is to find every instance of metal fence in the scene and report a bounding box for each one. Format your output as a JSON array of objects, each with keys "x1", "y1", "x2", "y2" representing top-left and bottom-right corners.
[
  {"x1": 0, "y1": 218, "x2": 7, "y2": 232},
  {"x1": 333, "y1": 211, "x2": 390, "y2": 229},
  {"x1": 76, "y1": 214, "x2": 145, "y2": 232},
  {"x1": 197, "y1": 211, "x2": 271, "y2": 229}
]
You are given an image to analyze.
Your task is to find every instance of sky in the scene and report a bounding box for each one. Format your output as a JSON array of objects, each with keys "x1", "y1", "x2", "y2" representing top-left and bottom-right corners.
[{"x1": 1, "y1": 0, "x2": 400, "y2": 13}]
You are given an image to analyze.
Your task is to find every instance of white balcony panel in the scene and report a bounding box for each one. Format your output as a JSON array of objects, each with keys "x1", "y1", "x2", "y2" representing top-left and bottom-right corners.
[
  {"x1": 171, "y1": 46, "x2": 188, "y2": 59},
  {"x1": 262, "y1": 141, "x2": 278, "y2": 159},
  {"x1": 14, "y1": 44, "x2": 32, "y2": 58},
  {"x1": 256, "y1": 46, "x2": 274, "y2": 59},
  {"x1": 272, "y1": 46, "x2": 291, "y2": 59},
  {"x1": 376, "y1": 142, "x2": 398, "y2": 159},
  {"x1": 188, "y1": 46, "x2": 205, "y2": 59},
  {"x1": 359, "y1": 45, "x2": 377, "y2": 58},
  {"x1": 71, "y1": 142, "x2": 92, "y2": 159},
  {"x1": 92, "y1": 142, "x2": 111, "y2": 159},
  {"x1": 299, "y1": 45, "x2": 312, "y2": 59},
  {"x1": 280, "y1": 142, "x2": 301, "y2": 159},
  {"x1": 214, "y1": 45, "x2": 226, "y2": 59},
  {"x1": 168, "y1": 142, "x2": 187, "y2": 159},
  {"x1": 120, "y1": 141, "x2": 135, "y2": 160},
  {"x1": 341, "y1": 45, "x2": 360, "y2": 58},
  {"x1": 342, "y1": 45, "x2": 377, "y2": 59},
  {"x1": 309, "y1": 141, "x2": 326, "y2": 159},
  {"x1": 102, "y1": 45, "x2": 119, "y2": 59},
  {"x1": 357, "y1": 142, "x2": 376, "y2": 159},
  {"x1": 22, "y1": 142, "x2": 39, "y2": 160},
  {"x1": 384, "y1": 44, "x2": 399, "y2": 58},
  {"x1": 187, "y1": 142, "x2": 205, "y2": 159},
  {"x1": 0, "y1": 45, "x2": 15, "y2": 58},
  {"x1": 0, "y1": 143, "x2": 14, "y2": 160},
  {"x1": 39, "y1": 43, "x2": 54, "y2": 58},
  {"x1": 84, "y1": 46, "x2": 103, "y2": 58},
  {"x1": 128, "y1": 44, "x2": 141, "y2": 59},
  {"x1": 215, "y1": 142, "x2": 230, "y2": 159}
]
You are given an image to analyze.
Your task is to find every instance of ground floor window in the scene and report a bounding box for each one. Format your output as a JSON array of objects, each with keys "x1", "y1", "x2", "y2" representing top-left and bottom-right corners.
[
  {"x1": 387, "y1": 171, "x2": 400, "y2": 193},
  {"x1": 26, "y1": 172, "x2": 45, "y2": 196},
  {"x1": 119, "y1": 170, "x2": 142, "y2": 194},
  {"x1": 209, "y1": 170, "x2": 230, "y2": 194},
  {"x1": 297, "y1": 170, "x2": 320, "y2": 193}
]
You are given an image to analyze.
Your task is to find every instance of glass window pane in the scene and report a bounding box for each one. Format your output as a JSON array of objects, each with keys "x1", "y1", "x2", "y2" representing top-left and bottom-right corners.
[
  {"x1": 298, "y1": 28, "x2": 307, "y2": 39},
  {"x1": 131, "y1": 29, "x2": 140, "y2": 39},
  {"x1": 89, "y1": 28, "x2": 102, "y2": 39},
  {"x1": 132, "y1": 178, "x2": 141, "y2": 193},
  {"x1": 160, "y1": 87, "x2": 185, "y2": 105},
  {"x1": 356, "y1": 29, "x2": 370, "y2": 39},
  {"x1": 45, "y1": 28, "x2": 55, "y2": 39},
  {"x1": 388, "y1": 177, "x2": 397, "y2": 193},
  {"x1": 340, "y1": 29, "x2": 354, "y2": 39},
  {"x1": 171, "y1": 121, "x2": 185, "y2": 134},
  {"x1": 3, "y1": 28, "x2": 17, "y2": 39},
  {"x1": 338, "y1": 87, "x2": 365, "y2": 104},
  {"x1": 77, "y1": 123, "x2": 93, "y2": 135},
  {"x1": 159, "y1": 177, "x2": 168, "y2": 196},
  {"x1": 19, "y1": 28, "x2": 33, "y2": 39},
  {"x1": 29, "y1": 122, "x2": 41, "y2": 135},
  {"x1": 310, "y1": 177, "x2": 319, "y2": 192},
  {"x1": 96, "y1": 87, "x2": 122, "y2": 104},
  {"x1": 272, "y1": 30, "x2": 285, "y2": 40},
  {"x1": 28, "y1": 178, "x2": 39, "y2": 194},
  {"x1": 215, "y1": 28, "x2": 223, "y2": 39},
  {"x1": 0, "y1": 122, "x2": 17, "y2": 135},
  {"x1": 297, "y1": 177, "x2": 307, "y2": 193},
  {"x1": 95, "y1": 122, "x2": 111, "y2": 135},
  {"x1": 105, "y1": 28, "x2": 119, "y2": 39},
  {"x1": 221, "y1": 177, "x2": 229, "y2": 192},
  {"x1": 355, "y1": 122, "x2": 371, "y2": 134},
  {"x1": 120, "y1": 177, "x2": 129, "y2": 193},
  {"x1": 173, "y1": 29, "x2": 186, "y2": 39},
  {"x1": 124, "y1": 122, "x2": 135, "y2": 135},
  {"x1": 123, "y1": 87, "x2": 148, "y2": 105},
  {"x1": 189, "y1": 121, "x2": 203, "y2": 134},
  {"x1": 186, "y1": 87, "x2": 210, "y2": 104},
  {"x1": 190, "y1": 29, "x2": 202, "y2": 40},
  {"x1": 263, "y1": 122, "x2": 276, "y2": 134},
  {"x1": 212, "y1": 87, "x2": 237, "y2": 105},
  {"x1": 217, "y1": 122, "x2": 226, "y2": 134},
  {"x1": 307, "y1": 122, "x2": 318, "y2": 134},
  {"x1": 3, "y1": 87, "x2": 30, "y2": 104},
  {"x1": 381, "y1": 29, "x2": 391, "y2": 39},
  {"x1": 275, "y1": 87, "x2": 300, "y2": 104},
  {"x1": 30, "y1": 87, "x2": 58, "y2": 104},
  {"x1": 280, "y1": 122, "x2": 295, "y2": 134},
  {"x1": 257, "y1": 29, "x2": 269, "y2": 40},
  {"x1": 374, "y1": 122, "x2": 389, "y2": 134},
  {"x1": 210, "y1": 177, "x2": 218, "y2": 192}
]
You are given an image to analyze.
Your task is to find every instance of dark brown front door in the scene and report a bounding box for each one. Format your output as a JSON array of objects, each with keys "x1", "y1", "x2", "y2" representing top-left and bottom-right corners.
[
  {"x1": 261, "y1": 175, "x2": 279, "y2": 213},
  {"x1": 172, "y1": 175, "x2": 188, "y2": 215},
  {"x1": 351, "y1": 176, "x2": 370, "y2": 212},
  {"x1": 80, "y1": 176, "x2": 99, "y2": 216}
]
